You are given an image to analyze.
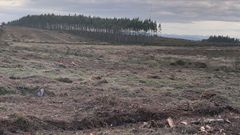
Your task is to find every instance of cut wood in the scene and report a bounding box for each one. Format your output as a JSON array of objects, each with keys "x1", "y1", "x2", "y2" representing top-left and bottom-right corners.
[
  {"x1": 191, "y1": 118, "x2": 225, "y2": 125},
  {"x1": 167, "y1": 117, "x2": 175, "y2": 128},
  {"x1": 180, "y1": 121, "x2": 188, "y2": 125},
  {"x1": 203, "y1": 118, "x2": 225, "y2": 124},
  {"x1": 200, "y1": 126, "x2": 206, "y2": 132}
]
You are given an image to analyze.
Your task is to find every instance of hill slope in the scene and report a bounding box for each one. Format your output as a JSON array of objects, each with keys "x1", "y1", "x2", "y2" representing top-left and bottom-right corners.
[
  {"x1": 1, "y1": 26, "x2": 92, "y2": 44},
  {"x1": 1, "y1": 26, "x2": 195, "y2": 46}
]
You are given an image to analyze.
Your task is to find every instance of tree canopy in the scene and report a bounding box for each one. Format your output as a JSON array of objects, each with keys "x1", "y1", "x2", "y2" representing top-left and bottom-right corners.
[
  {"x1": 7, "y1": 14, "x2": 159, "y2": 33},
  {"x1": 203, "y1": 35, "x2": 240, "y2": 43}
]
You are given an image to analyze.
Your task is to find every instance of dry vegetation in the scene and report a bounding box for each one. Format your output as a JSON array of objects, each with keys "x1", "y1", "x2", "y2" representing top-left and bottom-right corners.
[{"x1": 0, "y1": 26, "x2": 239, "y2": 135}]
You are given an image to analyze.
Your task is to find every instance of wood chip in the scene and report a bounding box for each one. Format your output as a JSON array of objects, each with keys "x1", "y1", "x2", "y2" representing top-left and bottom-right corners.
[
  {"x1": 200, "y1": 126, "x2": 206, "y2": 132},
  {"x1": 180, "y1": 121, "x2": 188, "y2": 125},
  {"x1": 203, "y1": 118, "x2": 225, "y2": 124},
  {"x1": 191, "y1": 118, "x2": 225, "y2": 124},
  {"x1": 206, "y1": 125, "x2": 212, "y2": 130},
  {"x1": 167, "y1": 117, "x2": 175, "y2": 128}
]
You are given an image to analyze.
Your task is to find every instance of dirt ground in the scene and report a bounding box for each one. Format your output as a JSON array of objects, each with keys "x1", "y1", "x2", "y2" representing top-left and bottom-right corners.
[{"x1": 0, "y1": 26, "x2": 240, "y2": 135}]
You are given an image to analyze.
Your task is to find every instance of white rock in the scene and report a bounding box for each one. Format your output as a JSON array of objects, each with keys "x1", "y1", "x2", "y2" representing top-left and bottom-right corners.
[{"x1": 37, "y1": 88, "x2": 44, "y2": 97}]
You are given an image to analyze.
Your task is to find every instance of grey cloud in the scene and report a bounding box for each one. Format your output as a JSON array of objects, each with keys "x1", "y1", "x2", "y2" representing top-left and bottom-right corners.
[{"x1": 1, "y1": 0, "x2": 240, "y2": 23}]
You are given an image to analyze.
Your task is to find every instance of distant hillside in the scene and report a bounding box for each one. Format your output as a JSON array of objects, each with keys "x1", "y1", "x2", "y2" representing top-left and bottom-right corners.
[
  {"x1": 162, "y1": 34, "x2": 208, "y2": 41},
  {"x1": 1, "y1": 26, "x2": 96, "y2": 44}
]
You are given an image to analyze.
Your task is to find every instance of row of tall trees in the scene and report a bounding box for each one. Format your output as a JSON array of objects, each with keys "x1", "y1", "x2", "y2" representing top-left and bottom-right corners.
[{"x1": 7, "y1": 14, "x2": 160, "y2": 35}]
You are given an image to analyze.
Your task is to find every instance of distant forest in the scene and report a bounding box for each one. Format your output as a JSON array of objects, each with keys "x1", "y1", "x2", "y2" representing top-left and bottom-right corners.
[
  {"x1": 203, "y1": 35, "x2": 240, "y2": 43},
  {"x1": 7, "y1": 14, "x2": 160, "y2": 34},
  {"x1": 7, "y1": 14, "x2": 162, "y2": 44}
]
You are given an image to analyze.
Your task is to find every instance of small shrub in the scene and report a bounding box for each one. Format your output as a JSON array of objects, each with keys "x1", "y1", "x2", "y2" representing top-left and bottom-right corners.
[
  {"x1": 170, "y1": 60, "x2": 207, "y2": 68},
  {"x1": 14, "y1": 116, "x2": 31, "y2": 131},
  {"x1": 16, "y1": 86, "x2": 37, "y2": 96},
  {"x1": 56, "y1": 77, "x2": 73, "y2": 83},
  {"x1": 0, "y1": 86, "x2": 16, "y2": 95},
  {"x1": 233, "y1": 57, "x2": 240, "y2": 71},
  {"x1": 139, "y1": 80, "x2": 147, "y2": 84},
  {"x1": 9, "y1": 76, "x2": 21, "y2": 80},
  {"x1": 176, "y1": 60, "x2": 186, "y2": 66},
  {"x1": 9, "y1": 113, "x2": 37, "y2": 132},
  {"x1": 170, "y1": 60, "x2": 186, "y2": 66},
  {"x1": 58, "y1": 64, "x2": 66, "y2": 68},
  {"x1": 194, "y1": 62, "x2": 207, "y2": 68},
  {"x1": 16, "y1": 85, "x2": 55, "y2": 97}
]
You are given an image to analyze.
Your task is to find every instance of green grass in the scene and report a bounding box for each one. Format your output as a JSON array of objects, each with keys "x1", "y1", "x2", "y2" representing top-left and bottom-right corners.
[
  {"x1": 16, "y1": 85, "x2": 38, "y2": 96},
  {"x1": 10, "y1": 114, "x2": 33, "y2": 132},
  {"x1": 56, "y1": 77, "x2": 73, "y2": 83},
  {"x1": 0, "y1": 86, "x2": 16, "y2": 95}
]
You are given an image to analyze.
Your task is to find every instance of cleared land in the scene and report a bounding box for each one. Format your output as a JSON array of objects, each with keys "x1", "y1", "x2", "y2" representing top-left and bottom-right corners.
[{"x1": 0, "y1": 27, "x2": 240, "y2": 135}]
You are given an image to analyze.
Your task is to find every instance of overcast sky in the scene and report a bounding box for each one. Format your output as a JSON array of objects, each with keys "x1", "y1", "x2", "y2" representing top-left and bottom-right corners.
[{"x1": 1, "y1": 0, "x2": 240, "y2": 38}]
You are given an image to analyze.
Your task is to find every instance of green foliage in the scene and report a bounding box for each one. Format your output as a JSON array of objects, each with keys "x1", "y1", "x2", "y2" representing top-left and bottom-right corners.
[
  {"x1": 8, "y1": 14, "x2": 159, "y2": 33},
  {"x1": 56, "y1": 77, "x2": 73, "y2": 83},
  {"x1": 16, "y1": 85, "x2": 38, "y2": 96},
  {"x1": 7, "y1": 14, "x2": 163, "y2": 44},
  {"x1": 203, "y1": 35, "x2": 240, "y2": 43},
  {"x1": 170, "y1": 60, "x2": 186, "y2": 66},
  {"x1": 0, "y1": 86, "x2": 16, "y2": 95},
  {"x1": 15, "y1": 116, "x2": 31, "y2": 131},
  {"x1": 0, "y1": 28, "x2": 3, "y2": 38}
]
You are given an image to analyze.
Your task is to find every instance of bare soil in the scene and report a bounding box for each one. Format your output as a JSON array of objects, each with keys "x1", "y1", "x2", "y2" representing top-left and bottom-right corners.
[{"x1": 0, "y1": 26, "x2": 240, "y2": 135}]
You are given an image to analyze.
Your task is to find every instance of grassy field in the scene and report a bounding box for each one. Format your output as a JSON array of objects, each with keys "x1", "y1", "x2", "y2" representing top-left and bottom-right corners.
[{"x1": 0, "y1": 27, "x2": 240, "y2": 134}]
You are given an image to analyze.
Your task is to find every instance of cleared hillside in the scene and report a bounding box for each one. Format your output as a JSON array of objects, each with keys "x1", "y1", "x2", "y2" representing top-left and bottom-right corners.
[
  {"x1": 0, "y1": 26, "x2": 239, "y2": 134},
  {"x1": 1, "y1": 26, "x2": 94, "y2": 44},
  {"x1": 1, "y1": 26, "x2": 195, "y2": 47}
]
